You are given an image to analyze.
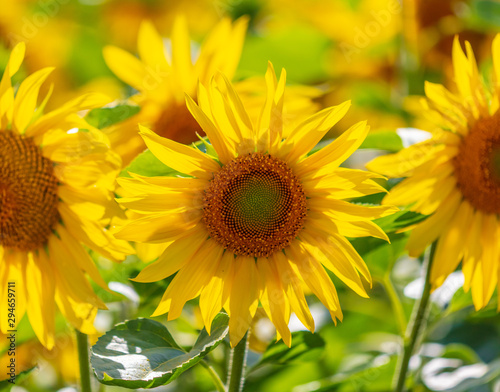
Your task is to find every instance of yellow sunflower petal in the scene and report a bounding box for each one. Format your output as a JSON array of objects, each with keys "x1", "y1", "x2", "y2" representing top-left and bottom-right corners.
[
  {"x1": 0, "y1": 251, "x2": 27, "y2": 334},
  {"x1": 56, "y1": 224, "x2": 110, "y2": 291},
  {"x1": 478, "y1": 213, "x2": 499, "y2": 306},
  {"x1": 301, "y1": 232, "x2": 369, "y2": 298},
  {"x1": 199, "y1": 251, "x2": 235, "y2": 334},
  {"x1": 103, "y1": 45, "x2": 149, "y2": 92},
  {"x1": 0, "y1": 42, "x2": 25, "y2": 100},
  {"x1": 258, "y1": 257, "x2": 291, "y2": 347},
  {"x1": 118, "y1": 191, "x2": 203, "y2": 213},
  {"x1": 59, "y1": 203, "x2": 133, "y2": 260},
  {"x1": 150, "y1": 239, "x2": 221, "y2": 319},
  {"x1": 138, "y1": 125, "x2": 220, "y2": 179},
  {"x1": 132, "y1": 227, "x2": 208, "y2": 283},
  {"x1": 296, "y1": 120, "x2": 367, "y2": 177},
  {"x1": 138, "y1": 20, "x2": 170, "y2": 71},
  {"x1": 135, "y1": 242, "x2": 169, "y2": 263},
  {"x1": 228, "y1": 256, "x2": 260, "y2": 348},
  {"x1": 54, "y1": 284, "x2": 97, "y2": 335},
  {"x1": 114, "y1": 209, "x2": 201, "y2": 243},
  {"x1": 27, "y1": 93, "x2": 111, "y2": 138},
  {"x1": 367, "y1": 142, "x2": 447, "y2": 178},
  {"x1": 273, "y1": 251, "x2": 315, "y2": 332},
  {"x1": 48, "y1": 235, "x2": 106, "y2": 310},
  {"x1": 462, "y1": 212, "x2": 483, "y2": 293},
  {"x1": 257, "y1": 62, "x2": 279, "y2": 145},
  {"x1": 165, "y1": 241, "x2": 224, "y2": 321},
  {"x1": 185, "y1": 93, "x2": 234, "y2": 163},
  {"x1": 120, "y1": 174, "x2": 208, "y2": 193},
  {"x1": 431, "y1": 200, "x2": 474, "y2": 288},
  {"x1": 406, "y1": 190, "x2": 462, "y2": 257},
  {"x1": 26, "y1": 251, "x2": 55, "y2": 349},
  {"x1": 287, "y1": 242, "x2": 343, "y2": 322},
  {"x1": 309, "y1": 198, "x2": 398, "y2": 221},
  {"x1": 280, "y1": 101, "x2": 351, "y2": 163},
  {"x1": 171, "y1": 16, "x2": 194, "y2": 93},
  {"x1": 334, "y1": 220, "x2": 389, "y2": 242},
  {"x1": 12, "y1": 67, "x2": 54, "y2": 134},
  {"x1": 216, "y1": 72, "x2": 254, "y2": 143},
  {"x1": 195, "y1": 17, "x2": 248, "y2": 82}
]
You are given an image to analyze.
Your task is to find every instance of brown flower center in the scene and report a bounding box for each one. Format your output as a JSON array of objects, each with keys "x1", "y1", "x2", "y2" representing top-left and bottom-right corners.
[
  {"x1": 0, "y1": 131, "x2": 59, "y2": 251},
  {"x1": 154, "y1": 102, "x2": 204, "y2": 144},
  {"x1": 202, "y1": 152, "x2": 307, "y2": 257},
  {"x1": 454, "y1": 112, "x2": 500, "y2": 214}
]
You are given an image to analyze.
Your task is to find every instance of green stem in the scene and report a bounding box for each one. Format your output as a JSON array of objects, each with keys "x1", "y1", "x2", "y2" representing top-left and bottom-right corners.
[
  {"x1": 76, "y1": 329, "x2": 92, "y2": 392},
  {"x1": 200, "y1": 360, "x2": 226, "y2": 392},
  {"x1": 383, "y1": 274, "x2": 407, "y2": 336},
  {"x1": 227, "y1": 332, "x2": 249, "y2": 392},
  {"x1": 394, "y1": 241, "x2": 437, "y2": 392}
]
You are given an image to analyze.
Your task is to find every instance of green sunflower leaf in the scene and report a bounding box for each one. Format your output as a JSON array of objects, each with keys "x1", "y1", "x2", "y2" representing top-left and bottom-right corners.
[
  {"x1": 471, "y1": 0, "x2": 500, "y2": 28},
  {"x1": 85, "y1": 105, "x2": 140, "y2": 129},
  {"x1": 0, "y1": 367, "x2": 36, "y2": 391},
  {"x1": 253, "y1": 331, "x2": 325, "y2": 370},
  {"x1": 91, "y1": 314, "x2": 229, "y2": 389},
  {"x1": 359, "y1": 130, "x2": 404, "y2": 152},
  {"x1": 120, "y1": 149, "x2": 180, "y2": 178},
  {"x1": 374, "y1": 209, "x2": 428, "y2": 233}
]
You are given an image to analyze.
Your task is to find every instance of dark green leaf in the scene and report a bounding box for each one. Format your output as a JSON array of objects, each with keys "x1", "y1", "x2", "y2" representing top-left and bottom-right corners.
[
  {"x1": 91, "y1": 314, "x2": 229, "y2": 389},
  {"x1": 359, "y1": 130, "x2": 403, "y2": 152},
  {"x1": 85, "y1": 105, "x2": 140, "y2": 129},
  {"x1": 256, "y1": 331, "x2": 325, "y2": 367},
  {"x1": 374, "y1": 209, "x2": 428, "y2": 233}
]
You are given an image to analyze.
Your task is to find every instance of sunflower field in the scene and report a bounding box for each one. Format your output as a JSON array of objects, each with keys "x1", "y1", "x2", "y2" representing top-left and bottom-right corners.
[{"x1": 1, "y1": 0, "x2": 500, "y2": 391}]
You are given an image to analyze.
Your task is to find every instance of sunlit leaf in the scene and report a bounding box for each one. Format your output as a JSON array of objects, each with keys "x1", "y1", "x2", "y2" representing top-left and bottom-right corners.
[
  {"x1": 85, "y1": 105, "x2": 140, "y2": 129},
  {"x1": 359, "y1": 130, "x2": 403, "y2": 152},
  {"x1": 91, "y1": 314, "x2": 229, "y2": 389}
]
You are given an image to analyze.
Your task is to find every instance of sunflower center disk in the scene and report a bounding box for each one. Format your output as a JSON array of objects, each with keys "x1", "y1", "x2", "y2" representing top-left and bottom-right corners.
[
  {"x1": 0, "y1": 131, "x2": 59, "y2": 251},
  {"x1": 454, "y1": 112, "x2": 500, "y2": 214},
  {"x1": 154, "y1": 102, "x2": 203, "y2": 144},
  {"x1": 203, "y1": 152, "x2": 307, "y2": 257}
]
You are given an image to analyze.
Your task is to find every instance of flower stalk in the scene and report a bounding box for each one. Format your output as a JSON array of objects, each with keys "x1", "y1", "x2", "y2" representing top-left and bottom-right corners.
[
  {"x1": 200, "y1": 360, "x2": 226, "y2": 392},
  {"x1": 76, "y1": 329, "x2": 92, "y2": 392},
  {"x1": 394, "y1": 241, "x2": 437, "y2": 391},
  {"x1": 227, "y1": 331, "x2": 249, "y2": 392}
]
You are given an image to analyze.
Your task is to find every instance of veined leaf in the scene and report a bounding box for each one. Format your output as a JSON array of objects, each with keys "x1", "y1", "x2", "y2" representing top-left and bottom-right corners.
[{"x1": 91, "y1": 314, "x2": 229, "y2": 389}]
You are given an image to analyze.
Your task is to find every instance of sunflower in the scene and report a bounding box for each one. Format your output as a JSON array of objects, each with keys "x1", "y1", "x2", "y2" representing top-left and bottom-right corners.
[
  {"x1": 103, "y1": 16, "x2": 248, "y2": 164},
  {"x1": 115, "y1": 63, "x2": 397, "y2": 347},
  {"x1": 0, "y1": 43, "x2": 133, "y2": 349},
  {"x1": 367, "y1": 36, "x2": 500, "y2": 311}
]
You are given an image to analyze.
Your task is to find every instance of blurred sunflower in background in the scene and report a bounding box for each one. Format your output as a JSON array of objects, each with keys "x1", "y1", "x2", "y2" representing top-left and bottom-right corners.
[
  {"x1": 0, "y1": 43, "x2": 133, "y2": 349},
  {"x1": 368, "y1": 35, "x2": 500, "y2": 310},
  {"x1": 103, "y1": 16, "x2": 248, "y2": 164},
  {"x1": 115, "y1": 63, "x2": 397, "y2": 347}
]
